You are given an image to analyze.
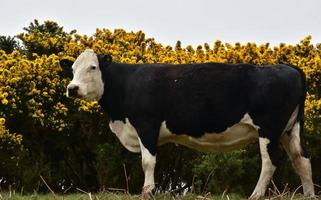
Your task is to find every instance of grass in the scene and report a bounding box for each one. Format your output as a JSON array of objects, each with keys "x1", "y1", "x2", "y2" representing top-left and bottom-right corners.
[
  {"x1": 0, "y1": 181, "x2": 318, "y2": 200},
  {"x1": 0, "y1": 192, "x2": 313, "y2": 200},
  {"x1": 0, "y1": 192, "x2": 243, "y2": 200}
]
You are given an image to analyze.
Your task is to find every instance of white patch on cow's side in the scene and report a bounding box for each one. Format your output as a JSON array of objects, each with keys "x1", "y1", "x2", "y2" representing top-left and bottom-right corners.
[
  {"x1": 109, "y1": 119, "x2": 141, "y2": 153},
  {"x1": 287, "y1": 122, "x2": 315, "y2": 197},
  {"x1": 158, "y1": 113, "x2": 260, "y2": 152},
  {"x1": 138, "y1": 138, "x2": 156, "y2": 194},
  {"x1": 283, "y1": 106, "x2": 299, "y2": 133},
  {"x1": 67, "y1": 49, "x2": 104, "y2": 101},
  {"x1": 250, "y1": 138, "x2": 276, "y2": 200}
]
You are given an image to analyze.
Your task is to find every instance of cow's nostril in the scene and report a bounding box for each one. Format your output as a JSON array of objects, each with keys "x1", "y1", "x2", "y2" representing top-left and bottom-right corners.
[
  {"x1": 68, "y1": 85, "x2": 79, "y2": 97},
  {"x1": 72, "y1": 85, "x2": 79, "y2": 91}
]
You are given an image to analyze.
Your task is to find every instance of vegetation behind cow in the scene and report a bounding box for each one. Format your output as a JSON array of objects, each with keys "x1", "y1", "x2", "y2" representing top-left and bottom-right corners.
[{"x1": 0, "y1": 19, "x2": 320, "y2": 195}]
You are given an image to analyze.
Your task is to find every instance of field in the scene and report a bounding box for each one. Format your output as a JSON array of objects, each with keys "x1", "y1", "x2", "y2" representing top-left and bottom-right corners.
[
  {"x1": 0, "y1": 192, "x2": 312, "y2": 200},
  {"x1": 0, "y1": 183, "x2": 317, "y2": 200}
]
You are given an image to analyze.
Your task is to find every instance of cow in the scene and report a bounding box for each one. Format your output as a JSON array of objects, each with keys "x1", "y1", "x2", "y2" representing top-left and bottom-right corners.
[{"x1": 60, "y1": 49, "x2": 315, "y2": 199}]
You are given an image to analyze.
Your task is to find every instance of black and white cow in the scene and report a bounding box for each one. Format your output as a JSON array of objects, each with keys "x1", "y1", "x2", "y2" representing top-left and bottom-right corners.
[{"x1": 60, "y1": 49, "x2": 315, "y2": 199}]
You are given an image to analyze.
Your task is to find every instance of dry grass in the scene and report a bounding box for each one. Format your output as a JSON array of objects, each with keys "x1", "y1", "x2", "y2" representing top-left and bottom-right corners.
[
  {"x1": 0, "y1": 191, "x2": 317, "y2": 200},
  {"x1": 0, "y1": 192, "x2": 242, "y2": 200},
  {"x1": 0, "y1": 177, "x2": 319, "y2": 200}
]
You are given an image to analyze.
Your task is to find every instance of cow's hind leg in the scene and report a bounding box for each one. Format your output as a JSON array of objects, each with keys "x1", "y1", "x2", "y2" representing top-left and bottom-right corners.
[
  {"x1": 280, "y1": 122, "x2": 315, "y2": 197},
  {"x1": 250, "y1": 136, "x2": 280, "y2": 200}
]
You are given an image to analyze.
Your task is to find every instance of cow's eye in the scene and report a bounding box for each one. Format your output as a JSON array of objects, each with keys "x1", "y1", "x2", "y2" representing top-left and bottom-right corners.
[{"x1": 90, "y1": 66, "x2": 97, "y2": 70}]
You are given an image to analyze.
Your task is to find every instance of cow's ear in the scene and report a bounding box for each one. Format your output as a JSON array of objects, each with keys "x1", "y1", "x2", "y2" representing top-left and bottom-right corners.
[
  {"x1": 60, "y1": 59, "x2": 74, "y2": 70},
  {"x1": 59, "y1": 59, "x2": 74, "y2": 78},
  {"x1": 97, "y1": 54, "x2": 112, "y2": 69}
]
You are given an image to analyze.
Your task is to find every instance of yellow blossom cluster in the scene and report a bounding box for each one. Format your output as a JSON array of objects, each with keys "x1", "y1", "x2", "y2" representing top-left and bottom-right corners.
[
  {"x1": 17, "y1": 20, "x2": 75, "y2": 56},
  {"x1": 1, "y1": 27, "x2": 321, "y2": 148},
  {"x1": 0, "y1": 118, "x2": 22, "y2": 145},
  {"x1": 0, "y1": 50, "x2": 72, "y2": 132},
  {"x1": 76, "y1": 99, "x2": 101, "y2": 114}
]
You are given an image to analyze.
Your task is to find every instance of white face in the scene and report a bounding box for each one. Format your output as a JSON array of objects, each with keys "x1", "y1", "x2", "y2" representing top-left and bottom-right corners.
[{"x1": 67, "y1": 49, "x2": 104, "y2": 101}]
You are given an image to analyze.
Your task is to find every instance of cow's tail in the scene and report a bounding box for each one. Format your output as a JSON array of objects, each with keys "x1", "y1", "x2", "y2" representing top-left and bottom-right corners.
[
  {"x1": 287, "y1": 64, "x2": 309, "y2": 157},
  {"x1": 287, "y1": 64, "x2": 307, "y2": 125}
]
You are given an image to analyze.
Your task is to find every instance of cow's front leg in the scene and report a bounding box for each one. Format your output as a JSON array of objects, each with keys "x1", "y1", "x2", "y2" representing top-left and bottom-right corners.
[
  {"x1": 138, "y1": 138, "x2": 156, "y2": 196},
  {"x1": 134, "y1": 121, "x2": 160, "y2": 198}
]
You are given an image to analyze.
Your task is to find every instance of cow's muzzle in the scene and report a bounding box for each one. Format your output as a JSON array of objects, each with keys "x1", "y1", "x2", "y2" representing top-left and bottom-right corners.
[{"x1": 67, "y1": 85, "x2": 80, "y2": 98}]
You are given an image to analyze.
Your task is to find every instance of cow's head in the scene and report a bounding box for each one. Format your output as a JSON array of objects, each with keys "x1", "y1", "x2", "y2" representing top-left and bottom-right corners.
[{"x1": 60, "y1": 49, "x2": 112, "y2": 101}]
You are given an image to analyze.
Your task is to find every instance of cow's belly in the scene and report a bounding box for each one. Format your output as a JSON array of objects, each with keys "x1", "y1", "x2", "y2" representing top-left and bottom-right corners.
[
  {"x1": 109, "y1": 113, "x2": 259, "y2": 153},
  {"x1": 158, "y1": 113, "x2": 260, "y2": 152},
  {"x1": 159, "y1": 123, "x2": 259, "y2": 152}
]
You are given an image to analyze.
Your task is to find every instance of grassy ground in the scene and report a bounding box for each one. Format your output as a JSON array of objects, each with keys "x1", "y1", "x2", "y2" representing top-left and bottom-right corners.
[
  {"x1": 0, "y1": 192, "x2": 312, "y2": 200},
  {"x1": 0, "y1": 192, "x2": 242, "y2": 200}
]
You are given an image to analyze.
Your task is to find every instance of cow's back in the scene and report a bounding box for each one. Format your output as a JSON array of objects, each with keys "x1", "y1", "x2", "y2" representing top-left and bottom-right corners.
[
  {"x1": 125, "y1": 63, "x2": 255, "y2": 137},
  {"x1": 124, "y1": 63, "x2": 304, "y2": 139}
]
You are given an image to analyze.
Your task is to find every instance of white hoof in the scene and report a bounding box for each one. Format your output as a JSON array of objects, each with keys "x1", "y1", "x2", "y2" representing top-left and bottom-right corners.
[
  {"x1": 141, "y1": 185, "x2": 155, "y2": 199},
  {"x1": 249, "y1": 190, "x2": 264, "y2": 200}
]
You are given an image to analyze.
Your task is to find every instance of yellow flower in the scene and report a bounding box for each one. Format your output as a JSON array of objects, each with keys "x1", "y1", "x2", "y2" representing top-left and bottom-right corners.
[{"x1": 1, "y1": 98, "x2": 8, "y2": 105}]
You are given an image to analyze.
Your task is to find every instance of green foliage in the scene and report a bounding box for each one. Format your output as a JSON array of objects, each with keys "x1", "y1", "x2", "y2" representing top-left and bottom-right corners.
[
  {"x1": 0, "y1": 118, "x2": 23, "y2": 182},
  {"x1": 192, "y1": 146, "x2": 260, "y2": 195},
  {"x1": 0, "y1": 36, "x2": 21, "y2": 53}
]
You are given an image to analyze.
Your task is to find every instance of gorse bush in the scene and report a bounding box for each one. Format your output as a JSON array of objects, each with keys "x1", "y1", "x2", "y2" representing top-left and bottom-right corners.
[
  {"x1": 17, "y1": 19, "x2": 76, "y2": 56},
  {"x1": 0, "y1": 19, "x2": 320, "y2": 194},
  {"x1": 0, "y1": 118, "x2": 23, "y2": 178}
]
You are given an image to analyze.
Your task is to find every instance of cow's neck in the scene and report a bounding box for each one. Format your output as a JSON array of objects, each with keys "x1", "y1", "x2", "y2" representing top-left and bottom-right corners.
[{"x1": 99, "y1": 63, "x2": 139, "y2": 122}]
